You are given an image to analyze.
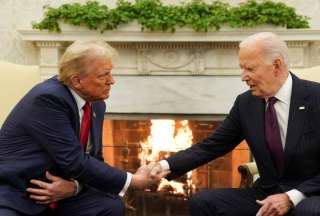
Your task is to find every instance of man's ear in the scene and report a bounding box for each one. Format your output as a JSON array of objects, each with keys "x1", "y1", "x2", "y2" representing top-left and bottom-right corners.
[
  {"x1": 69, "y1": 75, "x2": 82, "y2": 89},
  {"x1": 273, "y1": 58, "x2": 282, "y2": 75}
]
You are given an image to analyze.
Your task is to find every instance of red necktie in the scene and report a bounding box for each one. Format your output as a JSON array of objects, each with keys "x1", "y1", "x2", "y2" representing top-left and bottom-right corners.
[
  {"x1": 265, "y1": 97, "x2": 284, "y2": 172},
  {"x1": 49, "y1": 202, "x2": 56, "y2": 210},
  {"x1": 80, "y1": 102, "x2": 91, "y2": 149}
]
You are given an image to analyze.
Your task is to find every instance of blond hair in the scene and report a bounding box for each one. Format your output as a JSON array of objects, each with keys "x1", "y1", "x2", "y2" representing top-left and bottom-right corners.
[{"x1": 58, "y1": 40, "x2": 117, "y2": 84}]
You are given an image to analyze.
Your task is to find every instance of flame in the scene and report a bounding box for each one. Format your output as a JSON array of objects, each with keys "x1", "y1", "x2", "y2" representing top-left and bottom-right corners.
[{"x1": 139, "y1": 119, "x2": 194, "y2": 196}]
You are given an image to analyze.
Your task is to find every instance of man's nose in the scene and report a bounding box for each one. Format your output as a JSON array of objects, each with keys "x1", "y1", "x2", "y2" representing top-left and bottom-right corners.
[
  {"x1": 107, "y1": 76, "x2": 115, "y2": 85},
  {"x1": 111, "y1": 76, "x2": 115, "y2": 84}
]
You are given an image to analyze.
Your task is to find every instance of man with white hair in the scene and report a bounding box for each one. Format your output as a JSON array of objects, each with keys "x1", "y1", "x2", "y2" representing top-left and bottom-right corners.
[
  {"x1": 150, "y1": 32, "x2": 320, "y2": 215},
  {"x1": 0, "y1": 40, "x2": 161, "y2": 216}
]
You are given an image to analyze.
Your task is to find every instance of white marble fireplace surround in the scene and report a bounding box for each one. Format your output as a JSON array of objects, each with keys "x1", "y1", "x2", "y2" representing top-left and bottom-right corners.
[{"x1": 19, "y1": 26, "x2": 320, "y2": 118}]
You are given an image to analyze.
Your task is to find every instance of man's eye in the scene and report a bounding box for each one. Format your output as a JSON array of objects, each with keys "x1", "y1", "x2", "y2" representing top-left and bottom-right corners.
[
  {"x1": 98, "y1": 75, "x2": 107, "y2": 80},
  {"x1": 98, "y1": 73, "x2": 109, "y2": 79}
]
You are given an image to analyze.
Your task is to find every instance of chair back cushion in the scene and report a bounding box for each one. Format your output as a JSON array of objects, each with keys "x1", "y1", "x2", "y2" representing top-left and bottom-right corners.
[
  {"x1": 294, "y1": 66, "x2": 320, "y2": 83},
  {"x1": 0, "y1": 61, "x2": 40, "y2": 126}
]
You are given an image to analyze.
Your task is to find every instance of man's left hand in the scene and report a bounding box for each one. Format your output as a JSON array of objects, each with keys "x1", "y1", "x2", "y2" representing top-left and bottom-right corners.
[
  {"x1": 26, "y1": 171, "x2": 77, "y2": 204},
  {"x1": 256, "y1": 193, "x2": 293, "y2": 216}
]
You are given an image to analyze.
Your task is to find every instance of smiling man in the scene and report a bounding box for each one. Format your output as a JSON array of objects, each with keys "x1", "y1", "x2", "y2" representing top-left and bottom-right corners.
[
  {"x1": 149, "y1": 32, "x2": 320, "y2": 216},
  {"x1": 0, "y1": 40, "x2": 158, "y2": 216}
]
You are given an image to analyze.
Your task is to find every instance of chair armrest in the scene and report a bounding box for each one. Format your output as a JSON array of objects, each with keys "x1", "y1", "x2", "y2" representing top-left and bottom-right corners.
[{"x1": 238, "y1": 162, "x2": 259, "y2": 188}]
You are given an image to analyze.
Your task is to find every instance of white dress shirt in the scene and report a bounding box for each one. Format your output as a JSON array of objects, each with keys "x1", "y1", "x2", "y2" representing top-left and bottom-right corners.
[{"x1": 160, "y1": 73, "x2": 305, "y2": 206}]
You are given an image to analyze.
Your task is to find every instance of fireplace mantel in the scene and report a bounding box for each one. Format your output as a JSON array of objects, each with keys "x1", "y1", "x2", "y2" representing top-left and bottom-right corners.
[
  {"x1": 19, "y1": 27, "x2": 320, "y2": 77},
  {"x1": 19, "y1": 27, "x2": 320, "y2": 42},
  {"x1": 19, "y1": 27, "x2": 320, "y2": 115}
]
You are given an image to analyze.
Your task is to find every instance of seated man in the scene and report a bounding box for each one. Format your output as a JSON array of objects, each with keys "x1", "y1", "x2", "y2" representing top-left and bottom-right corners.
[
  {"x1": 151, "y1": 32, "x2": 320, "y2": 216},
  {"x1": 0, "y1": 40, "x2": 164, "y2": 216}
]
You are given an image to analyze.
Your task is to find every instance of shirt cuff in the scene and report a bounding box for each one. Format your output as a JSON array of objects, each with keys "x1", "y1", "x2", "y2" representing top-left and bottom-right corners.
[
  {"x1": 119, "y1": 172, "x2": 132, "y2": 197},
  {"x1": 159, "y1": 160, "x2": 170, "y2": 171},
  {"x1": 71, "y1": 179, "x2": 82, "y2": 196},
  {"x1": 286, "y1": 189, "x2": 306, "y2": 207}
]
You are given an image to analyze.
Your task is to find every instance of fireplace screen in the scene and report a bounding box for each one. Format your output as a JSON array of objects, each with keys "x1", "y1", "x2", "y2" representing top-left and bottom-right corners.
[{"x1": 103, "y1": 119, "x2": 249, "y2": 216}]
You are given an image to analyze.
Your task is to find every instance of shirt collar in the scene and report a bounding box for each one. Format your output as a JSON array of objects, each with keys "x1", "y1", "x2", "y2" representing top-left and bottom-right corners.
[
  {"x1": 69, "y1": 87, "x2": 86, "y2": 112},
  {"x1": 274, "y1": 73, "x2": 292, "y2": 105}
]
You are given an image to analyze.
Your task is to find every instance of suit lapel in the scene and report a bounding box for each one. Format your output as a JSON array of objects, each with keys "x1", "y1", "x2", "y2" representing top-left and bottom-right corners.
[
  {"x1": 283, "y1": 74, "x2": 309, "y2": 172},
  {"x1": 90, "y1": 103, "x2": 99, "y2": 155},
  {"x1": 249, "y1": 97, "x2": 278, "y2": 177},
  {"x1": 65, "y1": 86, "x2": 81, "y2": 136},
  {"x1": 56, "y1": 78, "x2": 81, "y2": 135},
  {"x1": 249, "y1": 97, "x2": 266, "y2": 153}
]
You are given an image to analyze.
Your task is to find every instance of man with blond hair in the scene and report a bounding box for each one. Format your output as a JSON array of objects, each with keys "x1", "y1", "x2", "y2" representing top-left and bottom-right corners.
[{"x1": 0, "y1": 40, "x2": 159, "y2": 216}]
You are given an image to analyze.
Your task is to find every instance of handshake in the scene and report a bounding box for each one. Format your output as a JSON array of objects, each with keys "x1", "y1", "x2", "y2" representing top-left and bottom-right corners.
[{"x1": 130, "y1": 162, "x2": 171, "y2": 190}]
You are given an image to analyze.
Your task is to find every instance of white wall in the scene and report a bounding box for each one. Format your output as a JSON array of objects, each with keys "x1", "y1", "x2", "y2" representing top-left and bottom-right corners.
[{"x1": 0, "y1": 0, "x2": 320, "y2": 65}]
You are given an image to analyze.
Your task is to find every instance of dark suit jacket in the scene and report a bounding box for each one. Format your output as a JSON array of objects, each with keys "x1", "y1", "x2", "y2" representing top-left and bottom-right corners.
[
  {"x1": 167, "y1": 73, "x2": 320, "y2": 196},
  {"x1": 0, "y1": 77, "x2": 126, "y2": 214}
]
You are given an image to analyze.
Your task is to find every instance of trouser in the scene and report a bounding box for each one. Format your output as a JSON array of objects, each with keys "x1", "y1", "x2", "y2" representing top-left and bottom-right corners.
[
  {"x1": 188, "y1": 187, "x2": 320, "y2": 216},
  {"x1": 0, "y1": 207, "x2": 52, "y2": 216},
  {"x1": 54, "y1": 187, "x2": 125, "y2": 216}
]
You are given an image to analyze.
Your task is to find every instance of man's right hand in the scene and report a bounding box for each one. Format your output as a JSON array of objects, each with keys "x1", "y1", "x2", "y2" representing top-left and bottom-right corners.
[
  {"x1": 130, "y1": 162, "x2": 170, "y2": 189},
  {"x1": 149, "y1": 162, "x2": 170, "y2": 181}
]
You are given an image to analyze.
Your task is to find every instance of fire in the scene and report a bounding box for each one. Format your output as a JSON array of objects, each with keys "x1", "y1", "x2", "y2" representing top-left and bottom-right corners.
[{"x1": 139, "y1": 119, "x2": 194, "y2": 196}]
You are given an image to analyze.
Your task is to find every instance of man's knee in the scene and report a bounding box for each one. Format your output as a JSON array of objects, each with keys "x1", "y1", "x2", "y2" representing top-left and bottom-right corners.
[
  {"x1": 187, "y1": 190, "x2": 220, "y2": 216},
  {"x1": 0, "y1": 208, "x2": 20, "y2": 216},
  {"x1": 295, "y1": 197, "x2": 320, "y2": 216},
  {"x1": 55, "y1": 190, "x2": 126, "y2": 216},
  {"x1": 188, "y1": 191, "x2": 208, "y2": 216},
  {"x1": 188, "y1": 188, "x2": 260, "y2": 216},
  {"x1": 188, "y1": 189, "x2": 225, "y2": 208},
  {"x1": 188, "y1": 190, "x2": 210, "y2": 209}
]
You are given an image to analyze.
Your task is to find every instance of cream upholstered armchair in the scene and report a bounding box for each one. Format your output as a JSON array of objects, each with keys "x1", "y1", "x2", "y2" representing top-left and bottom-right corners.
[
  {"x1": 0, "y1": 60, "x2": 40, "y2": 127},
  {"x1": 238, "y1": 162, "x2": 259, "y2": 188},
  {"x1": 238, "y1": 65, "x2": 320, "y2": 188}
]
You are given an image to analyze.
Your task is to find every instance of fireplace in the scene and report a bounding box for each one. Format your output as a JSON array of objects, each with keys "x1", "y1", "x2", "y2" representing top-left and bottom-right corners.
[{"x1": 102, "y1": 118, "x2": 249, "y2": 215}]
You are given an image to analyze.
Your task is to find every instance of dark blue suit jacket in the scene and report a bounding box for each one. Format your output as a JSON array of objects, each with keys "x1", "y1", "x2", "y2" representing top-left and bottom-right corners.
[
  {"x1": 0, "y1": 77, "x2": 127, "y2": 214},
  {"x1": 167, "y1": 74, "x2": 320, "y2": 196}
]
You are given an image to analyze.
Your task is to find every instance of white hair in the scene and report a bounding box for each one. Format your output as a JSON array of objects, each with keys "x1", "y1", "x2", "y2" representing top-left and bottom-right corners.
[{"x1": 239, "y1": 32, "x2": 289, "y2": 66}]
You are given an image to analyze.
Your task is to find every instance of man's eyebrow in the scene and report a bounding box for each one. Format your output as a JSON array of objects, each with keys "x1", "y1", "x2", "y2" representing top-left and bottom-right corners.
[{"x1": 98, "y1": 70, "x2": 111, "y2": 76}]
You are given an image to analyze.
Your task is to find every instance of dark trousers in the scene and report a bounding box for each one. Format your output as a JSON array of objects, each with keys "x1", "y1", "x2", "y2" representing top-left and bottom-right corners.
[
  {"x1": 188, "y1": 188, "x2": 320, "y2": 216},
  {"x1": 0, "y1": 188, "x2": 124, "y2": 216},
  {"x1": 55, "y1": 187, "x2": 125, "y2": 216},
  {"x1": 0, "y1": 208, "x2": 52, "y2": 216}
]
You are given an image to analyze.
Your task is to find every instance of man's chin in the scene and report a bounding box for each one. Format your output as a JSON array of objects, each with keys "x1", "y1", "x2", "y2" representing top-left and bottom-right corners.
[
  {"x1": 102, "y1": 93, "x2": 110, "y2": 100},
  {"x1": 250, "y1": 90, "x2": 261, "y2": 97},
  {"x1": 93, "y1": 94, "x2": 109, "y2": 101}
]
